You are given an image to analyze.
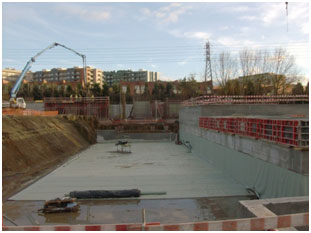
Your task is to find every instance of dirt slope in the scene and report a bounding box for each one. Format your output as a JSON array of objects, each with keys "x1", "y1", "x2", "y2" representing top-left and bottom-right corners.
[{"x1": 2, "y1": 115, "x2": 97, "y2": 200}]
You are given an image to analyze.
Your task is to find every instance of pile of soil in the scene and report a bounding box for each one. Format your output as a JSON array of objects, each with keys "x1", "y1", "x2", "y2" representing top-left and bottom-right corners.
[{"x1": 2, "y1": 115, "x2": 97, "y2": 201}]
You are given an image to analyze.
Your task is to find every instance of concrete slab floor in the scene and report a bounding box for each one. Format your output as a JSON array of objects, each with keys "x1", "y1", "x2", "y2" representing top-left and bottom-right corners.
[{"x1": 10, "y1": 141, "x2": 249, "y2": 201}]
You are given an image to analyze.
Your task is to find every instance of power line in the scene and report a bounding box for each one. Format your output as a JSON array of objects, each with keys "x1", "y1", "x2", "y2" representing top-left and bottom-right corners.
[{"x1": 2, "y1": 41, "x2": 309, "y2": 51}]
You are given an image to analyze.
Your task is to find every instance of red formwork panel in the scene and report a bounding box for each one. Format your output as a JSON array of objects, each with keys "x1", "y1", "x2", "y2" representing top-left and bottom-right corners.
[
  {"x1": 200, "y1": 117, "x2": 206, "y2": 128},
  {"x1": 236, "y1": 118, "x2": 247, "y2": 136},
  {"x1": 203, "y1": 118, "x2": 207, "y2": 129},
  {"x1": 280, "y1": 120, "x2": 299, "y2": 146},
  {"x1": 198, "y1": 116, "x2": 306, "y2": 147},
  {"x1": 270, "y1": 120, "x2": 279, "y2": 143},
  {"x1": 247, "y1": 119, "x2": 257, "y2": 137},
  {"x1": 227, "y1": 118, "x2": 236, "y2": 133},
  {"x1": 263, "y1": 119, "x2": 273, "y2": 141},
  {"x1": 219, "y1": 118, "x2": 225, "y2": 131}
]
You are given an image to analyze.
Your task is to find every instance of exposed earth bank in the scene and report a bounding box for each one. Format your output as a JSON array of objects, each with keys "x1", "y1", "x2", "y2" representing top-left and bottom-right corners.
[{"x1": 2, "y1": 115, "x2": 97, "y2": 201}]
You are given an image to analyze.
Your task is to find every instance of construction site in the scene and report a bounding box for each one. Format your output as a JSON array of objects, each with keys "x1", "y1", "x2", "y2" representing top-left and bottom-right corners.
[{"x1": 2, "y1": 93, "x2": 309, "y2": 231}]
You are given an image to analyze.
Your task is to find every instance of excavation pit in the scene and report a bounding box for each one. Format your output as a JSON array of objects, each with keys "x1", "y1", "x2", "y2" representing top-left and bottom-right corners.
[{"x1": 10, "y1": 138, "x2": 250, "y2": 201}]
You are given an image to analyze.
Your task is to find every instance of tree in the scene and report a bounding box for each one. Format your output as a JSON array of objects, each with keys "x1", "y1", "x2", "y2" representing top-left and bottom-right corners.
[
  {"x1": 213, "y1": 51, "x2": 238, "y2": 94},
  {"x1": 305, "y1": 82, "x2": 309, "y2": 95},
  {"x1": 102, "y1": 82, "x2": 109, "y2": 96},
  {"x1": 76, "y1": 83, "x2": 83, "y2": 97},
  {"x1": 239, "y1": 49, "x2": 262, "y2": 77},
  {"x1": 53, "y1": 88, "x2": 60, "y2": 97},
  {"x1": 158, "y1": 83, "x2": 165, "y2": 100},
  {"x1": 152, "y1": 83, "x2": 160, "y2": 100},
  {"x1": 43, "y1": 87, "x2": 52, "y2": 97},
  {"x1": 178, "y1": 74, "x2": 200, "y2": 99},
  {"x1": 126, "y1": 86, "x2": 132, "y2": 103},
  {"x1": 33, "y1": 84, "x2": 42, "y2": 100},
  {"x1": 239, "y1": 48, "x2": 300, "y2": 95},
  {"x1": 110, "y1": 83, "x2": 120, "y2": 103},
  {"x1": 231, "y1": 79, "x2": 241, "y2": 95},
  {"x1": 244, "y1": 80, "x2": 255, "y2": 95},
  {"x1": 19, "y1": 83, "x2": 31, "y2": 98},
  {"x1": 165, "y1": 82, "x2": 173, "y2": 97},
  {"x1": 66, "y1": 85, "x2": 73, "y2": 97},
  {"x1": 292, "y1": 82, "x2": 304, "y2": 95},
  {"x1": 91, "y1": 83, "x2": 101, "y2": 97},
  {"x1": 59, "y1": 85, "x2": 65, "y2": 97}
]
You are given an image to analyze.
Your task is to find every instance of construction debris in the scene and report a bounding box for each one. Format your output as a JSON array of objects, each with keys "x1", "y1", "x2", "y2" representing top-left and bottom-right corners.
[
  {"x1": 38, "y1": 197, "x2": 80, "y2": 214},
  {"x1": 115, "y1": 140, "x2": 131, "y2": 153}
]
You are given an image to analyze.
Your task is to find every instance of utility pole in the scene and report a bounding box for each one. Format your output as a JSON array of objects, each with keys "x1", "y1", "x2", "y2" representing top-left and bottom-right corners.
[
  {"x1": 285, "y1": 2, "x2": 288, "y2": 32},
  {"x1": 204, "y1": 41, "x2": 213, "y2": 95}
]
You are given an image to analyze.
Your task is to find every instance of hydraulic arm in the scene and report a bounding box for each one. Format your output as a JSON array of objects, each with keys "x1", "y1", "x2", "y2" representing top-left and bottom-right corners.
[{"x1": 10, "y1": 42, "x2": 86, "y2": 100}]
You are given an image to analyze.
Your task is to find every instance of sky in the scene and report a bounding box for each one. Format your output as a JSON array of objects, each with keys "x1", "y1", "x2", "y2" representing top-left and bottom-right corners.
[{"x1": 2, "y1": 1, "x2": 310, "y2": 83}]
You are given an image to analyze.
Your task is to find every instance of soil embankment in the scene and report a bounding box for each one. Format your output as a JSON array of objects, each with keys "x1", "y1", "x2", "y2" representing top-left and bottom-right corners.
[{"x1": 2, "y1": 115, "x2": 97, "y2": 200}]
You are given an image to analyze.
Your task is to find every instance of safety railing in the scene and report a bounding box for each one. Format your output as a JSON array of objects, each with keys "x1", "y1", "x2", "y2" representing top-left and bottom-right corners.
[
  {"x1": 199, "y1": 117, "x2": 309, "y2": 148},
  {"x1": 3, "y1": 212, "x2": 308, "y2": 231},
  {"x1": 183, "y1": 95, "x2": 309, "y2": 106}
]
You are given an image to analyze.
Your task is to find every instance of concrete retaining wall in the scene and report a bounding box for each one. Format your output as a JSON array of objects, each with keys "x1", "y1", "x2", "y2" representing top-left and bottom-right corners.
[
  {"x1": 109, "y1": 104, "x2": 133, "y2": 119},
  {"x1": 179, "y1": 104, "x2": 309, "y2": 199},
  {"x1": 26, "y1": 102, "x2": 44, "y2": 111},
  {"x1": 97, "y1": 130, "x2": 176, "y2": 142}
]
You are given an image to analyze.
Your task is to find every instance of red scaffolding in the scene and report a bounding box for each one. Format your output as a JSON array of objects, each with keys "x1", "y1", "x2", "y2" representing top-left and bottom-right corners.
[{"x1": 44, "y1": 97, "x2": 110, "y2": 120}]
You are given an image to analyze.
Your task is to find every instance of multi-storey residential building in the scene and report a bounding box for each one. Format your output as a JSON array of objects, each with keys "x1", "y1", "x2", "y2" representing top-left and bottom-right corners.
[
  {"x1": 104, "y1": 69, "x2": 159, "y2": 86},
  {"x1": 32, "y1": 66, "x2": 103, "y2": 87},
  {"x1": 92, "y1": 68, "x2": 104, "y2": 87},
  {"x1": 2, "y1": 68, "x2": 33, "y2": 83}
]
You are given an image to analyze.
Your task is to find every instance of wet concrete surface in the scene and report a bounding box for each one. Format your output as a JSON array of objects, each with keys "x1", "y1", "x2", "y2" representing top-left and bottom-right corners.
[{"x1": 3, "y1": 196, "x2": 252, "y2": 226}]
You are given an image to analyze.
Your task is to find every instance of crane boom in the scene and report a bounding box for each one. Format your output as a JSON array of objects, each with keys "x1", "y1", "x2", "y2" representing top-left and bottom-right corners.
[{"x1": 10, "y1": 42, "x2": 87, "y2": 100}]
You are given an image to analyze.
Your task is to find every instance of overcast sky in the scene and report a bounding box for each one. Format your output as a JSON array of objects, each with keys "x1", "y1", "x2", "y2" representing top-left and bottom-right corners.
[{"x1": 2, "y1": 2, "x2": 309, "y2": 82}]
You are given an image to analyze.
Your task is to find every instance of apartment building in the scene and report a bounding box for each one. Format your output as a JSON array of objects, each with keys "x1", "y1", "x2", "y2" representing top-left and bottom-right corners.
[
  {"x1": 104, "y1": 69, "x2": 159, "y2": 86},
  {"x1": 32, "y1": 66, "x2": 103, "y2": 87},
  {"x1": 2, "y1": 68, "x2": 33, "y2": 83}
]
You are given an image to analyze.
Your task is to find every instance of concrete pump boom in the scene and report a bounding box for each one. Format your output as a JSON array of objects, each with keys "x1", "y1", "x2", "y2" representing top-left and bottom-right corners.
[{"x1": 10, "y1": 42, "x2": 87, "y2": 99}]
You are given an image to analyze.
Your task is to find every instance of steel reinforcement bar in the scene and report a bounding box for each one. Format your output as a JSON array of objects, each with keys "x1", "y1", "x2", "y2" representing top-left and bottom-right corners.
[
  {"x1": 183, "y1": 95, "x2": 309, "y2": 106},
  {"x1": 3, "y1": 212, "x2": 308, "y2": 231},
  {"x1": 199, "y1": 117, "x2": 309, "y2": 147}
]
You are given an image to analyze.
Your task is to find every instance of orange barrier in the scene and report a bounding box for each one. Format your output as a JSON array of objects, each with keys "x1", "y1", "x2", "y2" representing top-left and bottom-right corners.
[{"x1": 2, "y1": 108, "x2": 58, "y2": 116}]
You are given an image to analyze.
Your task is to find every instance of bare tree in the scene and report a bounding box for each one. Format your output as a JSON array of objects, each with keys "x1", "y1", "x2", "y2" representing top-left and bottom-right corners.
[
  {"x1": 239, "y1": 49, "x2": 262, "y2": 76},
  {"x1": 267, "y1": 48, "x2": 299, "y2": 94},
  {"x1": 213, "y1": 51, "x2": 238, "y2": 94},
  {"x1": 212, "y1": 47, "x2": 300, "y2": 95},
  {"x1": 238, "y1": 47, "x2": 300, "y2": 95}
]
